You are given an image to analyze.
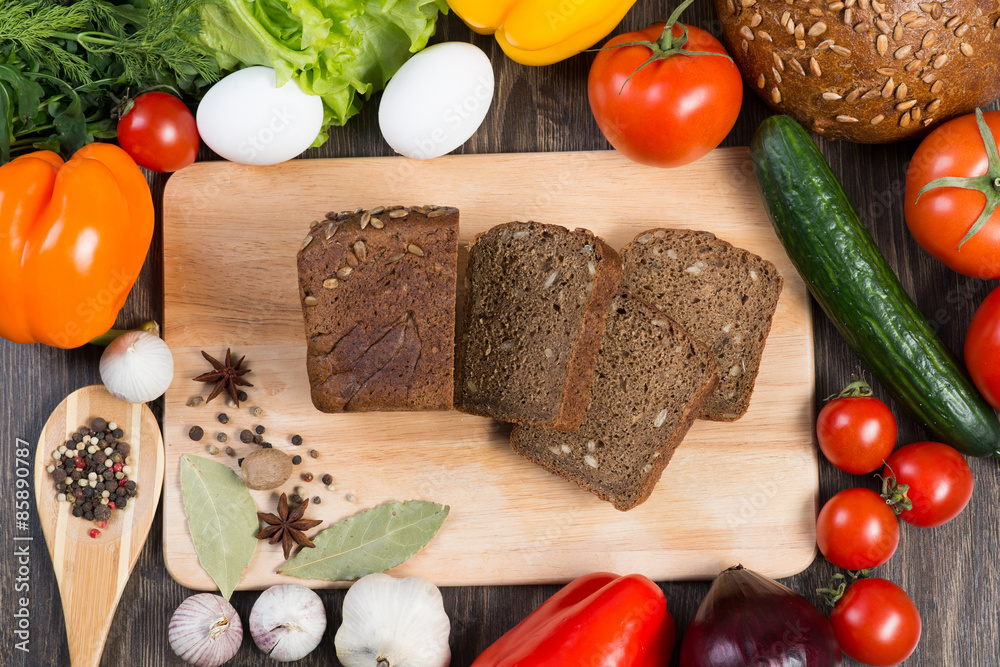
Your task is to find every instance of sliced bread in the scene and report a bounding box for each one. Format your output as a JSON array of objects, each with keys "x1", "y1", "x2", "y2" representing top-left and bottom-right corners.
[
  {"x1": 297, "y1": 205, "x2": 459, "y2": 412},
  {"x1": 510, "y1": 292, "x2": 719, "y2": 511},
  {"x1": 454, "y1": 221, "x2": 622, "y2": 431},
  {"x1": 621, "y1": 229, "x2": 782, "y2": 421}
]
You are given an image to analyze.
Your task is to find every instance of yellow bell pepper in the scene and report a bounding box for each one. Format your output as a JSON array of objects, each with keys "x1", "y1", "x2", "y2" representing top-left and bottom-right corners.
[{"x1": 449, "y1": 0, "x2": 639, "y2": 66}]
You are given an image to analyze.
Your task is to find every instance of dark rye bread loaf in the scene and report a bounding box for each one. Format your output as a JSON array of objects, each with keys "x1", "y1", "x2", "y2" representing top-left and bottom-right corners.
[
  {"x1": 510, "y1": 293, "x2": 719, "y2": 511},
  {"x1": 454, "y1": 221, "x2": 622, "y2": 431},
  {"x1": 297, "y1": 205, "x2": 458, "y2": 412},
  {"x1": 621, "y1": 229, "x2": 782, "y2": 421}
]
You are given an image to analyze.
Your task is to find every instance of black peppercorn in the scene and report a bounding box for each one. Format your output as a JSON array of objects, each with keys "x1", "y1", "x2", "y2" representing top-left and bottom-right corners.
[
  {"x1": 252, "y1": 435, "x2": 264, "y2": 445},
  {"x1": 94, "y1": 505, "x2": 111, "y2": 521},
  {"x1": 312, "y1": 496, "x2": 321, "y2": 505},
  {"x1": 290, "y1": 493, "x2": 303, "y2": 505},
  {"x1": 103, "y1": 470, "x2": 114, "y2": 481},
  {"x1": 117, "y1": 497, "x2": 127, "y2": 509},
  {"x1": 189, "y1": 426, "x2": 204, "y2": 441},
  {"x1": 217, "y1": 413, "x2": 229, "y2": 424},
  {"x1": 292, "y1": 455, "x2": 302, "y2": 465},
  {"x1": 125, "y1": 480, "x2": 137, "y2": 491},
  {"x1": 322, "y1": 474, "x2": 333, "y2": 486},
  {"x1": 116, "y1": 487, "x2": 126, "y2": 496},
  {"x1": 72, "y1": 432, "x2": 83, "y2": 443},
  {"x1": 83, "y1": 487, "x2": 94, "y2": 498},
  {"x1": 262, "y1": 442, "x2": 272, "y2": 449},
  {"x1": 91, "y1": 418, "x2": 107, "y2": 432},
  {"x1": 53, "y1": 468, "x2": 67, "y2": 483},
  {"x1": 237, "y1": 390, "x2": 248, "y2": 402},
  {"x1": 56, "y1": 482, "x2": 66, "y2": 492},
  {"x1": 291, "y1": 435, "x2": 303, "y2": 446},
  {"x1": 117, "y1": 443, "x2": 130, "y2": 457},
  {"x1": 84, "y1": 511, "x2": 94, "y2": 521},
  {"x1": 309, "y1": 449, "x2": 319, "y2": 459},
  {"x1": 255, "y1": 425, "x2": 265, "y2": 435},
  {"x1": 112, "y1": 428, "x2": 123, "y2": 439},
  {"x1": 225, "y1": 446, "x2": 235, "y2": 457},
  {"x1": 72, "y1": 507, "x2": 84, "y2": 518},
  {"x1": 216, "y1": 432, "x2": 228, "y2": 443},
  {"x1": 94, "y1": 482, "x2": 105, "y2": 492},
  {"x1": 70, "y1": 470, "x2": 82, "y2": 481},
  {"x1": 240, "y1": 430, "x2": 254, "y2": 444}
]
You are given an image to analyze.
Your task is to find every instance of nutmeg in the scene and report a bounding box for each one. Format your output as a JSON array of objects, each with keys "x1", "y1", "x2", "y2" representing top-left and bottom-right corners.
[
  {"x1": 714, "y1": 0, "x2": 1000, "y2": 142},
  {"x1": 240, "y1": 448, "x2": 293, "y2": 490}
]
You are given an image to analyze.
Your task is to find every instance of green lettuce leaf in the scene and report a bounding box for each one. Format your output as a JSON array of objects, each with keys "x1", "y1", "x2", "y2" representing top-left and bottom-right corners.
[{"x1": 193, "y1": 0, "x2": 447, "y2": 144}]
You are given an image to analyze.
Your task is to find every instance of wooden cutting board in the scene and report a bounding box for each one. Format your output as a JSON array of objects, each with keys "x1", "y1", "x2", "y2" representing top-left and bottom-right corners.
[{"x1": 161, "y1": 148, "x2": 817, "y2": 590}]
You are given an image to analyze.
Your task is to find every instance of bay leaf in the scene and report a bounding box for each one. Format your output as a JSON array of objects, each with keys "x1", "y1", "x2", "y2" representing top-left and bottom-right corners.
[
  {"x1": 179, "y1": 454, "x2": 259, "y2": 599},
  {"x1": 280, "y1": 500, "x2": 449, "y2": 581}
]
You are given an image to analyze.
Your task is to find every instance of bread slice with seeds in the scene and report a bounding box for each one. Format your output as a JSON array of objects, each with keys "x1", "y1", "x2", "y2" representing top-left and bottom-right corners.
[
  {"x1": 454, "y1": 221, "x2": 622, "y2": 431},
  {"x1": 620, "y1": 229, "x2": 782, "y2": 421},
  {"x1": 297, "y1": 205, "x2": 458, "y2": 412},
  {"x1": 509, "y1": 292, "x2": 718, "y2": 511}
]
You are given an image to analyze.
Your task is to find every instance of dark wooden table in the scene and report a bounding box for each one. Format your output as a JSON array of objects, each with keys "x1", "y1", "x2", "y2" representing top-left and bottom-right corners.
[{"x1": 3, "y1": 2, "x2": 998, "y2": 665}]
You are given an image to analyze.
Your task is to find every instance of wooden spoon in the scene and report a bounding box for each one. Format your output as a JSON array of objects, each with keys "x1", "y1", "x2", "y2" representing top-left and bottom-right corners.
[{"x1": 33, "y1": 385, "x2": 165, "y2": 667}]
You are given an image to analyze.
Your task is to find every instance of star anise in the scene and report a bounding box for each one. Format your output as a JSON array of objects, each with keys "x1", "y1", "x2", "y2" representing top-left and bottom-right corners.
[
  {"x1": 193, "y1": 348, "x2": 253, "y2": 406},
  {"x1": 256, "y1": 493, "x2": 322, "y2": 560}
]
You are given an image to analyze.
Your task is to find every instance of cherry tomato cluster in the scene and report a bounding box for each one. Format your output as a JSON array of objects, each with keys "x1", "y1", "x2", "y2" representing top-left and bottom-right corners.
[{"x1": 813, "y1": 377, "x2": 975, "y2": 665}]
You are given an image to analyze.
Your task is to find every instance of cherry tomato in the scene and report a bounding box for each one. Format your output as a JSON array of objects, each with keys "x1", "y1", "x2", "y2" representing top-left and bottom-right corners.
[
  {"x1": 830, "y1": 578, "x2": 921, "y2": 666},
  {"x1": 816, "y1": 488, "x2": 899, "y2": 569},
  {"x1": 883, "y1": 442, "x2": 974, "y2": 528},
  {"x1": 904, "y1": 110, "x2": 1000, "y2": 278},
  {"x1": 816, "y1": 384, "x2": 897, "y2": 474},
  {"x1": 965, "y1": 285, "x2": 1000, "y2": 410},
  {"x1": 117, "y1": 92, "x2": 199, "y2": 173},
  {"x1": 588, "y1": 22, "x2": 742, "y2": 168}
]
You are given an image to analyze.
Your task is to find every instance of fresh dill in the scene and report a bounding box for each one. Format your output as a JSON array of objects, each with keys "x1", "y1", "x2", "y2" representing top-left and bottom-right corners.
[{"x1": 0, "y1": 0, "x2": 218, "y2": 163}]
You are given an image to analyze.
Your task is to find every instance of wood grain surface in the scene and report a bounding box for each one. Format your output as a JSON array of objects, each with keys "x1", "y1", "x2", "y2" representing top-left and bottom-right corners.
[
  {"x1": 32, "y1": 386, "x2": 164, "y2": 667},
  {"x1": 2, "y1": 1, "x2": 999, "y2": 665},
  {"x1": 159, "y1": 150, "x2": 816, "y2": 589}
]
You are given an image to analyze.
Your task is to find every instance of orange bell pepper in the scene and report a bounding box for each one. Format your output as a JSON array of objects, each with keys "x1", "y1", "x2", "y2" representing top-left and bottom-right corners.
[{"x1": 0, "y1": 143, "x2": 154, "y2": 349}]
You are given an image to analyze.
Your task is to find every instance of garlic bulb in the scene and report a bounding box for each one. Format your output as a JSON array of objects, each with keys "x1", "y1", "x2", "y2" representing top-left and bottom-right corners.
[
  {"x1": 99, "y1": 330, "x2": 174, "y2": 403},
  {"x1": 249, "y1": 584, "x2": 326, "y2": 662},
  {"x1": 168, "y1": 594, "x2": 243, "y2": 667},
  {"x1": 336, "y1": 573, "x2": 451, "y2": 667}
]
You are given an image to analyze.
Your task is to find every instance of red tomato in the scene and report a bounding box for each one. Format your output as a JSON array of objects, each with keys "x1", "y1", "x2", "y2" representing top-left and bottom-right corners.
[
  {"x1": 816, "y1": 391, "x2": 897, "y2": 474},
  {"x1": 883, "y1": 442, "x2": 974, "y2": 528},
  {"x1": 904, "y1": 110, "x2": 1000, "y2": 278},
  {"x1": 830, "y1": 578, "x2": 921, "y2": 666},
  {"x1": 588, "y1": 23, "x2": 743, "y2": 168},
  {"x1": 117, "y1": 92, "x2": 199, "y2": 173},
  {"x1": 966, "y1": 285, "x2": 1000, "y2": 410},
  {"x1": 816, "y1": 488, "x2": 899, "y2": 569}
]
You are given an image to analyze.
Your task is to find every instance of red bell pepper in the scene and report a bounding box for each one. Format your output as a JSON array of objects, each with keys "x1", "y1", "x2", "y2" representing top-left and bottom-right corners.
[{"x1": 472, "y1": 572, "x2": 674, "y2": 667}]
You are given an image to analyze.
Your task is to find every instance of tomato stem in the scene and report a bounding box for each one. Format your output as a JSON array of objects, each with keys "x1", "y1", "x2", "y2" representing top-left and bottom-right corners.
[
  {"x1": 879, "y1": 464, "x2": 913, "y2": 515},
  {"x1": 915, "y1": 108, "x2": 1000, "y2": 249},
  {"x1": 594, "y1": 0, "x2": 734, "y2": 95}
]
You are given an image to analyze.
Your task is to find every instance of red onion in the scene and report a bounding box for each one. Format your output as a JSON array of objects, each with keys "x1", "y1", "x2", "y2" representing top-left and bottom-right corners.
[{"x1": 681, "y1": 565, "x2": 841, "y2": 667}]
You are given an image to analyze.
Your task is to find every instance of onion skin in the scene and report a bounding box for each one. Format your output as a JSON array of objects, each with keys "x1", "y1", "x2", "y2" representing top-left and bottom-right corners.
[
  {"x1": 680, "y1": 566, "x2": 842, "y2": 667},
  {"x1": 168, "y1": 594, "x2": 242, "y2": 667}
]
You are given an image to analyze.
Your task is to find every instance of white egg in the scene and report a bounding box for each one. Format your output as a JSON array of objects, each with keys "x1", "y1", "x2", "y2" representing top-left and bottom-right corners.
[
  {"x1": 196, "y1": 66, "x2": 325, "y2": 166},
  {"x1": 379, "y1": 42, "x2": 495, "y2": 159}
]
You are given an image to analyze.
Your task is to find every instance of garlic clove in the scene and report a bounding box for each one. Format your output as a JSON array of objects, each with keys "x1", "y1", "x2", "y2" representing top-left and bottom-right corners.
[
  {"x1": 249, "y1": 584, "x2": 327, "y2": 662},
  {"x1": 168, "y1": 594, "x2": 242, "y2": 667},
  {"x1": 99, "y1": 330, "x2": 174, "y2": 404},
  {"x1": 336, "y1": 573, "x2": 451, "y2": 667}
]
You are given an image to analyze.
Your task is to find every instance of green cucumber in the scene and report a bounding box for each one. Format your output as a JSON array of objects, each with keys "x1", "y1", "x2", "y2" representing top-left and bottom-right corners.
[{"x1": 751, "y1": 115, "x2": 1000, "y2": 459}]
